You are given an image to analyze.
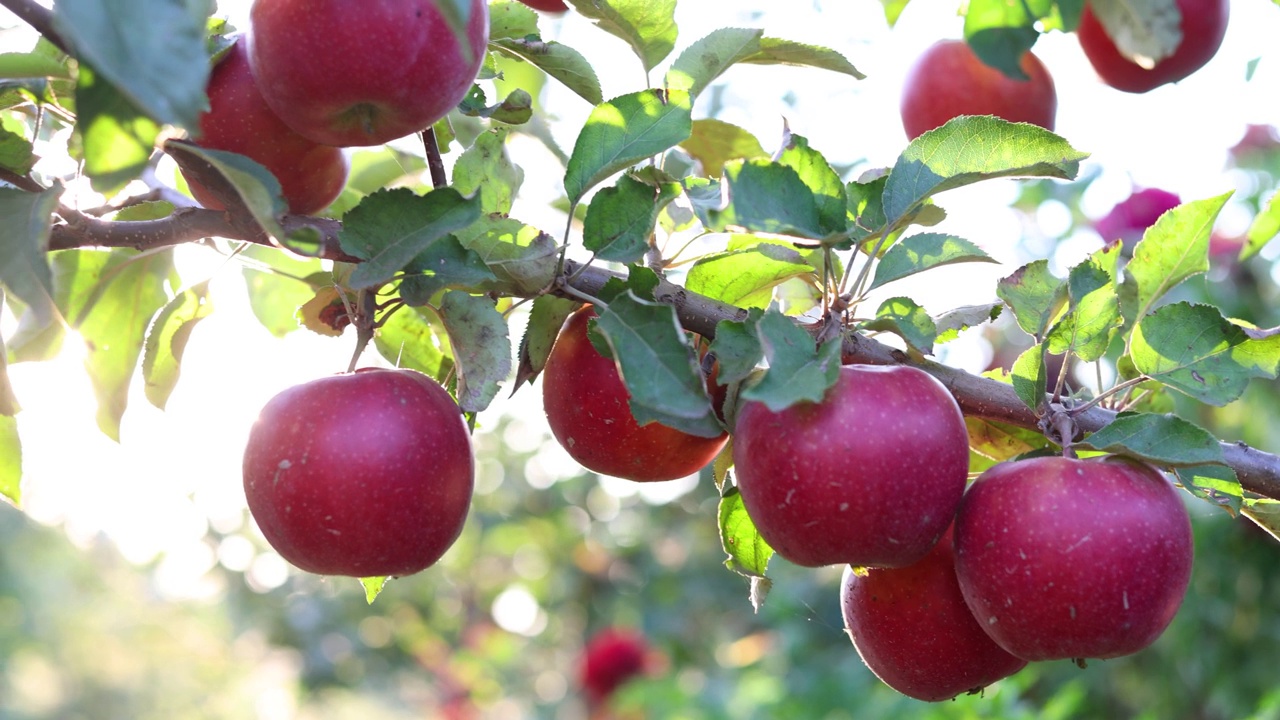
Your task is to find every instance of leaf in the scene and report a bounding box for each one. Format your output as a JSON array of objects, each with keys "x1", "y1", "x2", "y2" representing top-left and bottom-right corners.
[
  {"x1": 0, "y1": 50, "x2": 73, "y2": 80},
  {"x1": 1087, "y1": 0, "x2": 1183, "y2": 68},
  {"x1": 0, "y1": 115, "x2": 36, "y2": 175},
  {"x1": 665, "y1": 27, "x2": 763, "y2": 99},
  {"x1": 1011, "y1": 343, "x2": 1046, "y2": 412},
  {"x1": 341, "y1": 188, "x2": 484, "y2": 291},
  {"x1": 0, "y1": 414, "x2": 18, "y2": 506},
  {"x1": 75, "y1": 63, "x2": 161, "y2": 195},
  {"x1": 966, "y1": 417, "x2": 1053, "y2": 462},
  {"x1": 1241, "y1": 190, "x2": 1280, "y2": 261},
  {"x1": 490, "y1": 37, "x2": 603, "y2": 106},
  {"x1": 718, "y1": 484, "x2": 775, "y2": 580},
  {"x1": 1130, "y1": 302, "x2": 1280, "y2": 406},
  {"x1": 53, "y1": 0, "x2": 208, "y2": 129},
  {"x1": 583, "y1": 173, "x2": 681, "y2": 263},
  {"x1": 515, "y1": 295, "x2": 578, "y2": 388},
  {"x1": 240, "y1": 245, "x2": 325, "y2": 338},
  {"x1": 488, "y1": 0, "x2": 539, "y2": 39},
  {"x1": 740, "y1": 308, "x2": 841, "y2": 412},
  {"x1": 864, "y1": 296, "x2": 937, "y2": 355},
  {"x1": 1175, "y1": 464, "x2": 1243, "y2": 515},
  {"x1": 703, "y1": 158, "x2": 824, "y2": 239},
  {"x1": 142, "y1": 280, "x2": 213, "y2": 410},
  {"x1": 1243, "y1": 498, "x2": 1280, "y2": 543},
  {"x1": 881, "y1": 0, "x2": 912, "y2": 25},
  {"x1": 373, "y1": 306, "x2": 453, "y2": 383},
  {"x1": 165, "y1": 141, "x2": 287, "y2": 240},
  {"x1": 451, "y1": 127, "x2": 524, "y2": 215},
  {"x1": 563, "y1": 88, "x2": 692, "y2": 205},
  {"x1": 776, "y1": 134, "x2": 848, "y2": 236},
  {"x1": 593, "y1": 292, "x2": 723, "y2": 438},
  {"x1": 679, "y1": 118, "x2": 767, "y2": 178},
  {"x1": 739, "y1": 37, "x2": 864, "y2": 80},
  {"x1": 997, "y1": 260, "x2": 1067, "y2": 340},
  {"x1": 964, "y1": 0, "x2": 1050, "y2": 80},
  {"x1": 399, "y1": 236, "x2": 496, "y2": 305},
  {"x1": 361, "y1": 576, "x2": 388, "y2": 604},
  {"x1": 847, "y1": 172, "x2": 889, "y2": 242},
  {"x1": 1046, "y1": 244, "x2": 1121, "y2": 362},
  {"x1": 454, "y1": 215, "x2": 558, "y2": 295},
  {"x1": 1078, "y1": 412, "x2": 1224, "y2": 466},
  {"x1": 1120, "y1": 192, "x2": 1229, "y2": 323},
  {"x1": 881, "y1": 116, "x2": 1087, "y2": 227},
  {"x1": 686, "y1": 242, "x2": 815, "y2": 309},
  {"x1": 0, "y1": 186, "x2": 59, "y2": 329},
  {"x1": 565, "y1": 0, "x2": 678, "y2": 72},
  {"x1": 436, "y1": 291, "x2": 511, "y2": 413},
  {"x1": 935, "y1": 303, "x2": 1002, "y2": 344},
  {"x1": 709, "y1": 310, "x2": 765, "y2": 386},
  {"x1": 870, "y1": 233, "x2": 997, "y2": 290},
  {"x1": 458, "y1": 85, "x2": 533, "y2": 127}
]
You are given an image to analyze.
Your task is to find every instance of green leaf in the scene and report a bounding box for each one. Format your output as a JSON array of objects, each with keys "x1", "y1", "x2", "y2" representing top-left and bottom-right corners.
[
  {"x1": 1241, "y1": 190, "x2": 1280, "y2": 261},
  {"x1": 709, "y1": 310, "x2": 764, "y2": 386},
  {"x1": 165, "y1": 141, "x2": 286, "y2": 239},
  {"x1": 1086, "y1": 0, "x2": 1183, "y2": 67},
  {"x1": 740, "y1": 308, "x2": 841, "y2": 412},
  {"x1": 0, "y1": 114, "x2": 36, "y2": 175},
  {"x1": 110, "y1": 200, "x2": 175, "y2": 222},
  {"x1": 881, "y1": 0, "x2": 911, "y2": 25},
  {"x1": 935, "y1": 302, "x2": 1002, "y2": 344},
  {"x1": 0, "y1": 414, "x2": 18, "y2": 506},
  {"x1": 686, "y1": 241, "x2": 815, "y2": 309},
  {"x1": 1243, "y1": 498, "x2": 1280, "y2": 543},
  {"x1": 865, "y1": 296, "x2": 938, "y2": 355},
  {"x1": 593, "y1": 292, "x2": 723, "y2": 438},
  {"x1": 1011, "y1": 343, "x2": 1046, "y2": 412},
  {"x1": 515, "y1": 295, "x2": 578, "y2": 388},
  {"x1": 847, "y1": 172, "x2": 889, "y2": 242},
  {"x1": 0, "y1": 301, "x2": 16, "y2": 417},
  {"x1": 964, "y1": 0, "x2": 1049, "y2": 80},
  {"x1": 373, "y1": 306, "x2": 453, "y2": 384},
  {"x1": 0, "y1": 50, "x2": 73, "y2": 80},
  {"x1": 240, "y1": 245, "x2": 325, "y2": 338},
  {"x1": 703, "y1": 159, "x2": 824, "y2": 239},
  {"x1": 454, "y1": 215, "x2": 558, "y2": 295},
  {"x1": 739, "y1": 37, "x2": 864, "y2": 80},
  {"x1": 665, "y1": 27, "x2": 763, "y2": 99},
  {"x1": 76, "y1": 63, "x2": 161, "y2": 195},
  {"x1": 718, "y1": 484, "x2": 774, "y2": 580},
  {"x1": 583, "y1": 173, "x2": 681, "y2": 263},
  {"x1": 399, "y1": 237, "x2": 497, "y2": 305},
  {"x1": 1120, "y1": 192, "x2": 1229, "y2": 323},
  {"x1": 997, "y1": 260, "x2": 1067, "y2": 340},
  {"x1": 679, "y1": 118, "x2": 767, "y2": 178},
  {"x1": 361, "y1": 576, "x2": 388, "y2": 604},
  {"x1": 565, "y1": 0, "x2": 678, "y2": 71},
  {"x1": 1175, "y1": 464, "x2": 1243, "y2": 515},
  {"x1": 870, "y1": 233, "x2": 997, "y2": 290},
  {"x1": 436, "y1": 292, "x2": 510, "y2": 413},
  {"x1": 1046, "y1": 244, "x2": 1121, "y2": 362},
  {"x1": 488, "y1": 0, "x2": 539, "y2": 40},
  {"x1": 341, "y1": 188, "x2": 484, "y2": 290},
  {"x1": 966, "y1": 417, "x2": 1053, "y2": 462},
  {"x1": 1130, "y1": 302, "x2": 1280, "y2": 406},
  {"x1": 776, "y1": 134, "x2": 848, "y2": 236},
  {"x1": 1078, "y1": 412, "x2": 1224, "y2": 467},
  {"x1": 490, "y1": 37, "x2": 603, "y2": 106},
  {"x1": 881, "y1": 116, "x2": 1087, "y2": 226},
  {"x1": 53, "y1": 0, "x2": 208, "y2": 129},
  {"x1": 0, "y1": 186, "x2": 59, "y2": 329},
  {"x1": 142, "y1": 280, "x2": 213, "y2": 410},
  {"x1": 564, "y1": 88, "x2": 692, "y2": 204},
  {"x1": 452, "y1": 127, "x2": 524, "y2": 215}
]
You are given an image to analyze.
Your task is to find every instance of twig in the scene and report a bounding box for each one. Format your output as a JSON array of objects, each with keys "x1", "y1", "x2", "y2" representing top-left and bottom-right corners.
[
  {"x1": 0, "y1": 0, "x2": 70, "y2": 54},
  {"x1": 0, "y1": 167, "x2": 45, "y2": 193},
  {"x1": 421, "y1": 128, "x2": 448, "y2": 189}
]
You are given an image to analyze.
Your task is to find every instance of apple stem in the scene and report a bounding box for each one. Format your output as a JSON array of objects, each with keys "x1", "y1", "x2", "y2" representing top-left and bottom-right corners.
[{"x1": 346, "y1": 289, "x2": 378, "y2": 373}]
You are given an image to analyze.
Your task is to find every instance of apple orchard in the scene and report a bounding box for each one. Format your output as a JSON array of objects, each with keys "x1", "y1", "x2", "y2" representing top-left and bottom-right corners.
[{"x1": 2, "y1": 0, "x2": 1280, "y2": 717}]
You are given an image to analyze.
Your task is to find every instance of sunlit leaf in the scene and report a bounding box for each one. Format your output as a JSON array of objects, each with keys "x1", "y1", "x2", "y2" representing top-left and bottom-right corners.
[
  {"x1": 373, "y1": 305, "x2": 453, "y2": 384},
  {"x1": 739, "y1": 37, "x2": 864, "y2": 79},
  {"x1": 165, "y1": 141, "x2": 286, "y2": 240},
  {"x1": 454, "y1": 215, "x2": 558, "y2": 295},
  {"x1": 719, "y1": 484, "x2": 774, "y2": 580},
  {"x1": 864, "y1": 296, "x2": 937, "y2": 355},
  {"x1": 1120, "y1": 192, "x2": 1228, "y2": 322},
  {"x1": 776, "y1": 134, "x2": 847, "y2": 236},
  {"x1": 686, "y1": 242, "x2": 814, "y2": 309},
  {"x1": 1241, "y1": 190, "x2": 1280, "y2": 261},
  {"x1": 997, "y1": 260, "x2": 1067, "y2": 340},
  {"x1": 565, "y1": 0, "x2": 677, "y2": 71},
  {"x1": 0, "y1": 414, "x2": 18, "y2": 506},
  {"x1": 564, "y1": 89, "x2": 692, "y2": 204},
  {"x1": 361, "y1": 576, "x2": 388, "y2": 604},
  {"x1": 142, "y1": 280, "x2": 213, "y2": 410},
  {"x1": 679, "y1": 118, "x2": 767, "y2": 178},
  {"x1": 871, "y1": 233, "x2": 997, "y2": 290},
  {"x1": 964, "y1": 0, "x2": 1050, "y2": 80},
  {"x1": 1011, "y1": 342, "x2": 1046, "y2": 412},
  {"x1": 452, "y1": 127, "x2": 524, "y2": 215},
  {"x1": 514, "y1": 295, "x2": 578, "y2": 388},
  {"x1": 966, "y1": 417, "x2": 1053, "y2": 462},
  {"x1": 75, "y1": 64, "x2": 160, "y2": 195},
  {"x1": 490, "y1": 37, "x2": 603, "y2": 106},
  {"x1": 665, "y1": 27, "x2": 763, "y2": 98},
  {"x1": 1046, "y1": 244, "x2": 1121, "y2": 362},
  {"x1": 1175, "y1": 463, "x2": 1243, "y2": 515}
]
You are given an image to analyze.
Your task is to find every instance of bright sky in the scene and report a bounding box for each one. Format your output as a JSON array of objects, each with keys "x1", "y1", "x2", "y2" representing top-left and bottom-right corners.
[{"x1": 2, "y1": 0, "x2": 1278, "y2": 602}]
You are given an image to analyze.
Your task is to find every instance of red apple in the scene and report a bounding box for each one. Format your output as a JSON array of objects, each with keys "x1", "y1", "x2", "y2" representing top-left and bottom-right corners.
[
  {"x1": 247, "y1": 0, "x2": 489, "y2": 147},
  {"x1": 841, "y1": 526, "x2": 1028, "y2": 701},
  {"x1": 542, "y1": 307, "x2": 727, "y2": 482},
  {"x1": 1077, "y1": 0, "x2": 1229, "y2": 93},
  {"x1": 185, "y1": 38, "x2": 348, "y2": 215},
  {"x1": 242, "y1": 368, "x2": 474, "y2": 577},
  {"x1": 518, "y1": 0, "x2": 568, "y2": 12},
  {"x1": 733, "y1": 364, "x2": 970, "y2": 568},
  {"x1": 953, "y1": 456, "x2": 1193, "y2": 661},
  {"x1": 579, "y1": 628, "x2": 652, "y2": 705},
  {"x1": 1093, "y1": 187, "x2": 1181, "y2": 250},
  {"x1": 900, "y1": 39, "x2": 1057, "y2": 141}
]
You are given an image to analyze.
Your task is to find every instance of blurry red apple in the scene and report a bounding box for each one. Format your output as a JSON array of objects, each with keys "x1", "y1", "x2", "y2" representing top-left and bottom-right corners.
[
  {"x1": 954, "y1": 456, "x2": 1193, "y2": 661},
  {"x1": 900, "y1": 39, "x2": 1056, "y2": 140},
  {"x1": 1077, "y1": 0, "x2": 1228, "y2": 93},
  {"x1": 518, "y1": 0, "x2": 568, "y2": 12},
  {"x1": 542, "y1": 307, "x2": 727, "y2": 482},
  {"x1": 1093, "y1": 187, "x2": 1180, "y2": 250},
  {"x1": 248, "y1": 0, "x2": 489, "y2": 146},
  {"x1": 185, "y1": 38, "x2": 348, "y2": 215},
  {"x1": 580, "y1": 628, "x2": 652, "y2": 705},
  {"x1": 243, "y1": 368, "x2": 474, "y2": 577},
  {"x1": 733, "y1": 364, "x2": 969, "y2": 568},
  {"x1": 841, "y1": 526, "x2": 1028, "y2": 701}
]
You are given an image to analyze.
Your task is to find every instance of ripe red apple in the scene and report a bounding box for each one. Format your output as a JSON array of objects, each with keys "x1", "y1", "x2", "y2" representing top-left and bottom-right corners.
[
  {"x1": 242, "y1": 368, "x2": 474, "y2": 577},
  {"x1": 579, "y1": 628, "x2": 652, "y2": 705},
  {"x1": 541, "y1": 307, "x2": 727, "y2": 482},
  {"x1": 953, "y1": 455, "x2": 1193, "y2": 661},
  {"x1": 900, "y1": 39, "x2": 1057, "y2": 141},
  {"x1": 184, "y1": 38, "x2": 348, "y2": 215},
  {"x1": 733, "y1": 364, "x2": 970, "y2": 568},
  {"x1": 1077, "y1": 0, "x2": 1229, "y2": 93},
  {"x1": 517, "y1": 0, "x2": 568, "y2": 12},
  {"x1": 247, "y1": 0, "x2": 489, "y2": 147},
  {"x1": 1093, "y1": 187, "x2": 1181, "y2": 250},
  {"x1": 841, "y1": 526, "x2": 1028, "y2": 701}
]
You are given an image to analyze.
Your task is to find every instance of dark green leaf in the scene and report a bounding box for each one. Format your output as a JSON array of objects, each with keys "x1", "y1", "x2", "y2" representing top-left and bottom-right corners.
[
  {"x1": 0, "y1": 414, "x2": 18, "y2": 506},
  {"x1": 870, "y1": 233, "x2": 996, "y2": 290},
  {"x1": 1241, "y1": 190, "x2": 1280, "y2": 261},
  {"x1": 564, "y1": 89, "x2": 692, "y2": 204},
  {"x1": 709, "y1": 309, "x2": 765, "y2": 386},
  {"x1": 1046, "y1": 244, "x2": 1121, "y2": 362},
  {"x1": 1175, "y1": 464, "x2": 1243, "y2": 515},
  {"x1": 686, "y1": 242, "x2": 815, "y2": 309},
  {"x1": 1130, "y1": 302, "x2": 1280, "y2": 406},
  {"x1": 718, "y1": 484, "x2": 774, "y2": 579},
  {"x1": 142, "y1": 280, "x2": 213, "y2": 410},
  {"x1": 515, "y1": 295, "x2": 578, "y2": 387},
  {"x1": 882, "y1": 116, "x2": 1087, "y2": 226},
  {"x1": 399, "y1": 236, "x2": 497, "y2": 305},
  {"x1": 846, "y1": 172, "x2": 888, "y2": 242},
  {"x1": 76, "y1": 64, "x2": 160, "y2": 195},
  {"x1": 865, "y1": 296, "x2": 937, "y2": 355},
  {"x1": 0, "y1": 115, "x2": 36, "y2": 175},
  {"x1": 341, "y1": 188, "x2": 484, "y2": 290},
  {"x1": 665, "y1": 27, "x2": 763, "y2": 99},
  {"x1": 565, "y1": 0, "x2": 678, "y2": 71},
  {"x1": 739, "y1": 37, "x2": 864, "y2": 80},
  {"x1": 1086, "y1": 0, "x2": 1183, "y2": 66},
  {"x1": 374, "y1": 306, "x2": 453, "y2": 384},
  {"x1": 1121, "y1": 192, "x2": 1228, "y2": 322},
  {"x1": 1011, "y1": 342, "x2": 1046, "y2": 412},
  {"x1": 997, "y1": 260, "x2": 1067, "y2": 340},
  {"x1": 964, "y1": 0, "x2": 1050, "y2": 80},
  {"x1": 437, "y1": 291, "x2": 511, "y2": 413},
  {"x1": 490, "y1": 37, "x2": 603, "y2": 106},
  {"x1": 776, "y1": 134, "x2": 847, "y2": 236},
  {"x1": 454, "y1": 215, "x2": 558, "y2": 295},
  {"x1": 583, "y1": 173, "x2": 681, "y2": 263},
  {"x1": 740, "y1": 308, "x2": 841, "y2": 412},
  {"x1": 0, "y1": 186, "x2": 59, "y2": 328},
  {"x1": 1079, "y1": 412, "x2": 1224, "y2": 466},
  {"x1": 679, "y1": 118, "x2": 767, "y2": 178},
  {"x1": 704, "y1": 159, "x2": 824, "y2": 239}
]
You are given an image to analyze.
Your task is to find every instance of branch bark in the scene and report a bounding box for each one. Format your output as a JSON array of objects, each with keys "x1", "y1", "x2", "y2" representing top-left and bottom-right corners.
[{"x1": 0, "y1": 0, "x2": 70, "y2": 54}]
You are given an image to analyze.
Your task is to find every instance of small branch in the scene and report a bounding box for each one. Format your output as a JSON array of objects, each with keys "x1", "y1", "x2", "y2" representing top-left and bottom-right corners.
[
  {"x1": 0, "y1": 167, "x2": 45, "y2": 193},
  {"x1": 0, "y1": 0, "x2": 70, "y2": 54},
  {"x1": 421, "y1": 128, "x2": 448, "y2": 189}
]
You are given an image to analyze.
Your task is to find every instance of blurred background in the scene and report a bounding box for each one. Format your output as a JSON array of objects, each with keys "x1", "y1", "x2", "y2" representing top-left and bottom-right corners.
[{"x1": 4, "y1": 0, "x2": 1280, "y2": 717}]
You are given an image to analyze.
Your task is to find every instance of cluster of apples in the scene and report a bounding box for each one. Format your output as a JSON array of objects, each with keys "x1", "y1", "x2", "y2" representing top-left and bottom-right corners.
[{"x1": 900, "y1": 0, "x2": 1229, "y2": 140}]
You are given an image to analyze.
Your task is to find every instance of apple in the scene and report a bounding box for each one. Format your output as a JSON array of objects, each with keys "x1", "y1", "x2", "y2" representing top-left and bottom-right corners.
[
  {"x1": 541, "y1": 307, "x2": 728, "y2": 482},
  {"x1": 184, "y1": 38, "x2": 348, "y2": 215},
  {"x1": 733, "y1": 364, "x2": 969, "y2": 568},
  {"x1": 242, "y1": 368, "x2": 474, "y2": 577},
  {"x1": 953, "y1": 455, "x2": 1194, "y2": 661},
  {"x1": 1093, "y1": 187, "x2": 1180, "y2": 251},
  {"x1": 518, "y1": 0, "x2": 568, "y2": 12},
  {"x1": 580, "y1": 628, "x2": 652, "y2": 706},
  {"x1": 900, "y1": 39, "x2": 1057, "y2": 141},
  {"x1": 247, "y1": 0, "x2": 489, "y2": 147},
  {"x1": 1077, "y1": 0, "x2": 1229, "y2": 93},
  {"x1": 840, "y1": 526, "x2": 1028, "y2": 701}
]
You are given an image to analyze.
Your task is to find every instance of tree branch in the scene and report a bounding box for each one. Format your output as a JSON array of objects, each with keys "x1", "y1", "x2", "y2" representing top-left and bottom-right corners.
[{"x1": 0, "y1": 0, "x2": 70, "y2": 54}]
